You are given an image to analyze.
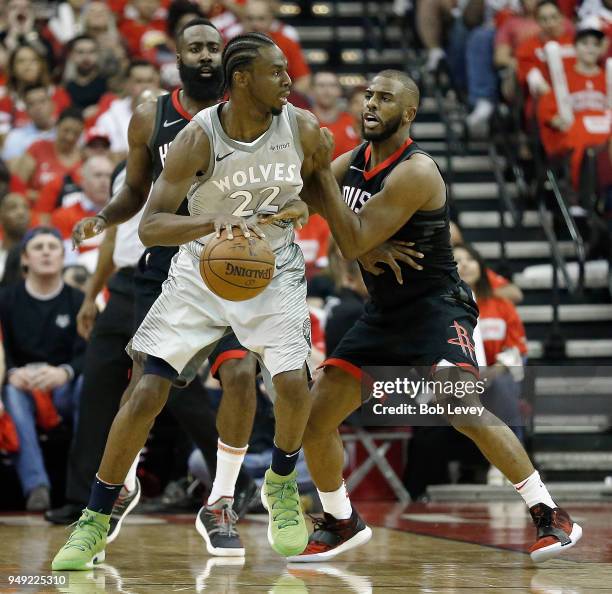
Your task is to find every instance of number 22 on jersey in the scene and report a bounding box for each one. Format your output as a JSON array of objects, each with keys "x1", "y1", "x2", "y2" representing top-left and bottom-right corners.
[{"x1": 230, "y1": 186, "x2": 281, "y2": 217}]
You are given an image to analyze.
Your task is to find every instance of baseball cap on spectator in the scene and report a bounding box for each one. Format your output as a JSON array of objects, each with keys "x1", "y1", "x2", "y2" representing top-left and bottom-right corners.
[
  {"x1": 84, "y1": 127, "x2": 111, "y2": 147},
  {"x1": 20, "y1": 226, "x2": 63, "y2": 252},
  {"x1": 575, "y1": 16, "x2": 605, "y2": 41}
]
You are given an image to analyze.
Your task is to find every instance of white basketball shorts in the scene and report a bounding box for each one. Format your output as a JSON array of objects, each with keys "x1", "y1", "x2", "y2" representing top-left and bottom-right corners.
[{"x1": 131, "y1": 244, "x2": 311, "y2": 379}]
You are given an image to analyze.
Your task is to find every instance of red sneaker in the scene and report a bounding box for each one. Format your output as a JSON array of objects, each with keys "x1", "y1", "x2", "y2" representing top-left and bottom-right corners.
[
  {"x1": 529, "y1": 503, "x2": 582, "y2": 563},
  {"x1": 287, "y1": 508, "x2": 372, "y2": 563}
]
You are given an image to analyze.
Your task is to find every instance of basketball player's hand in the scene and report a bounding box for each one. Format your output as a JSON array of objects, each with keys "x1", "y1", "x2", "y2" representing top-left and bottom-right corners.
[
  {"x1": 72, "y1": 216, "x2": 106, "y2": 249},
  {"x1": 359, "y1": 240, "x2": 424, "y2": 284},
  {"x1": 77, "y1": 297, "x2": 99, "y2": 340},
  {"x1": 257, "y1": 200, "x2": 309, "y2": 230},
  {"x1": 312, "y1": 127, "x2": 335, "y2": 170},
  {"x1": 212, "y1": 214, "x2": 266, "y2": 240}
]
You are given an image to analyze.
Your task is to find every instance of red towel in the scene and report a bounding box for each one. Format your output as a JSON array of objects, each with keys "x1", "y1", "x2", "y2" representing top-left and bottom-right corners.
[
  {"x1": 0, "y1": 412, "x2": 19, "y2": 453},
  {"x1": 31, "y1": 389, "x2": 61, "y2": 431}
]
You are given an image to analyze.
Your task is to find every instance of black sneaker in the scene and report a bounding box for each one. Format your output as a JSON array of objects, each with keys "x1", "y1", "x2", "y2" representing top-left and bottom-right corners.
[
  {"x1": 195, "y1": 497, "x2": 245, "y2": 557},
  {"x1": 233, "y1": 479, "x2": 259, "y2": 519},
  {"x1": 287, "y1": 508, "x2": 372, "y2": 563},
  {"x1": 107, "y1": 478, "x2": 141, "y2": 544},
  {"x1": 45, "y1": 503, "x2": 84, "y2": 525}
]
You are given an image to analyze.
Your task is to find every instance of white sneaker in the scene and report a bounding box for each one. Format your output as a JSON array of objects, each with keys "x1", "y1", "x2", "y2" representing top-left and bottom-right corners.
[
  {"x1": 426, "y1": 48, "x2": 445, "y2": 72},
  {"x1": 467, "y1": 99, "x2": 494, "y2": 135}
]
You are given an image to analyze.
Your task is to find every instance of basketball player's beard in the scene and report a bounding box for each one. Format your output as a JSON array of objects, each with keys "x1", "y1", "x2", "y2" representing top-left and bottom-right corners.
[
  {"x1": 179, "y1": 62, "x2": 225, "y2": 102},
  {"x1": 362, "y1": 113, "x2": 403, "y2": 141}
]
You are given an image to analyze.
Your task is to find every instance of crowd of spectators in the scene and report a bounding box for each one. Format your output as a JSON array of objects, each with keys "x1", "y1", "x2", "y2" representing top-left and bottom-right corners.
[{"x1": 418, "y1": 0, "x2": 611, "y2": 190}]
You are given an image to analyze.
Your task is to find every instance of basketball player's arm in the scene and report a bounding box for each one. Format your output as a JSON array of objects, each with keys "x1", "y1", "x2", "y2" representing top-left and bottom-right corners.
[
  {"x1": 72, "y1": 103, "x2": 156, "y2": 246},
  {"x1": 139, "y1": 123, "x2": 265, "y2": 246},
  {"x1": 314, "y1": 137, "x2": 443, "y2": 259},
  {"x1": 77, "y1": 226, "x2": 117, "y2": 340},
  {"x1": 300, "y1": 151, "x2": 424, "y2": 280}
]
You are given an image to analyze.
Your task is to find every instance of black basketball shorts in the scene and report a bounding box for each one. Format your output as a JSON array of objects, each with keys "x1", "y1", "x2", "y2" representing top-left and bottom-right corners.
[{"x1": 321, "y1": 280, "x2": 480, "y2": 385}]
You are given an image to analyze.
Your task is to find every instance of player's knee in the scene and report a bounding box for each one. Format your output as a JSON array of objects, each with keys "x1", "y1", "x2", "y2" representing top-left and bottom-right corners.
[
  {"x1": 218, "y1": 355, "x2": 257, "y2": 402},
  {"x1": 273, "y1": 367, "x2": 310, "y2": 401},
  {"x1": 127, "y1": 376, "x2": 169, "y2": 420}
]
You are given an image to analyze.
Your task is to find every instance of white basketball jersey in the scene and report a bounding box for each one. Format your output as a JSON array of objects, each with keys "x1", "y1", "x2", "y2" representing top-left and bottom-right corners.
[{"x1": 184, "y1": 102, "x2": 304, "y2": 260}]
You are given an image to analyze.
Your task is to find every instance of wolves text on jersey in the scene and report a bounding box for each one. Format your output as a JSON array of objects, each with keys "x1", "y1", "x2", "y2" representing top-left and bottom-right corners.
[{"x1": 212, "y1": 163, "x2": 298, "y2": 193}]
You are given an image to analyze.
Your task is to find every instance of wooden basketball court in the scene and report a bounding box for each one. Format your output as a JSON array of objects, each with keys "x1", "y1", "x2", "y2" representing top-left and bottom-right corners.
[{"x1": 2, "y1": 501, "x2": 611, "y2": 593}]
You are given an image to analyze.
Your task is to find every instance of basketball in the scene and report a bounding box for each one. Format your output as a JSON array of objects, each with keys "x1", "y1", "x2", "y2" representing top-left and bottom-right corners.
[{"x1": 199, "y1": 228, "x2": 276, "y2": 301}]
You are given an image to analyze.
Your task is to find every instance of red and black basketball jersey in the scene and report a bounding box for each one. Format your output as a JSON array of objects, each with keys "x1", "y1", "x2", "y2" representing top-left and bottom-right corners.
[
  {"x1": 141, "y1": 89, "x2": 193, "y2": 278},
  {"x1": 341, "y1": 138, "x2": 458, "y2": 307}
]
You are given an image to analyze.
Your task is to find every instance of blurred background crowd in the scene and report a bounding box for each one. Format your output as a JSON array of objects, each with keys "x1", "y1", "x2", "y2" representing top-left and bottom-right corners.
[{"x1": 0, "y1": 0, "x2": 610, "y2": 514}]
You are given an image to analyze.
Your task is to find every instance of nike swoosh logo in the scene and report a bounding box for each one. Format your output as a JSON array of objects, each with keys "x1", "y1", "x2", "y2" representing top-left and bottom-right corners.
[
  {"x1": 216, "y1": 151, "x2": 234, "y2": 162},
  {"x1": 284, "y1": 451, "x2": 300, "y2": 458},
  {"x1": 350, "y1": 165, "x2": 364, "y2": 172},
  {"x1": 163, "y1": 118, "x2": 183, "y2": 128}
]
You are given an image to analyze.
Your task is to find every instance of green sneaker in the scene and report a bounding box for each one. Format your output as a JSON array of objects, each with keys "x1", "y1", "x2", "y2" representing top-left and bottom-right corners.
[
  {"x1": 261, "y1": 469, "x2": 308, "y2": 557},
  {"x1": 52, "y1": 509, "x2": 110, "y2": 571}
]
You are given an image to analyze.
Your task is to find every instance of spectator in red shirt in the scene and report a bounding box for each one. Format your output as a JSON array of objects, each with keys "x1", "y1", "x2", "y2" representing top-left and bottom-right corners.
[
  {"x1": 536, "y1": 23, "x2": 610, "y2": 188},
  {"x1": 311, "y1": 72, "x2": 360, "y2": 159},
  {"x1": 119, "y1": 0, "x2": 168, "y2": 58},
  {"x1": 35, "y1": 129, "x2": 111, "y2": 217},
  {"x1": 240, "y1": 0, "x2": 311, "y2": 94},
  {"x1": 454, "y1": 243, "x2": 527, "y2": 439},
  {"x1": 0, "y1": 44, "x2": 71, "y2": 139},
  {"x1": 12, "y1": 108, "x2": 84, "y2": 213},
  {"x1": 51, "y1": 154, "x2": 113, "y2": 262},
  {"x1": 515, "y1": 0, "x2": 575, "y2": 99},
  {"x1": 496, "y1": 0, "x2": 542, "y2": 61}
]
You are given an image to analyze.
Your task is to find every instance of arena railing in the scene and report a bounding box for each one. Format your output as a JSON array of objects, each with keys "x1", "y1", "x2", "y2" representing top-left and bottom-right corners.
[
  {"x1": 538, "y1": 168, "x2": 586, "y2": 359},
  {"x1": 488, "y1": 142, "x2": 522, "y2": 273}
]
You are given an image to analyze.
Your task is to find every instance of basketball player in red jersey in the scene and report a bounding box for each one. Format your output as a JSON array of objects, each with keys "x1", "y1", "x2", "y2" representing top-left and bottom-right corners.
[{"x1": 285, "y1": 69, "x2": 582, "y2": 564}]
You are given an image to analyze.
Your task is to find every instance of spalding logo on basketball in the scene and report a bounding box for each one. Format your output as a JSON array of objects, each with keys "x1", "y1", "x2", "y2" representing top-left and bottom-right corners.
[{"x1": 200, "y1": 228, "x2": 275, "y2": 301}]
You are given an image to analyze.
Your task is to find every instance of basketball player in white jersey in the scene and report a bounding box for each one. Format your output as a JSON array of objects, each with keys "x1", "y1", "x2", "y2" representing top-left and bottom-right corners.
[{"x1": 51, "y1": 32, "x2": 329, "y2": 569}]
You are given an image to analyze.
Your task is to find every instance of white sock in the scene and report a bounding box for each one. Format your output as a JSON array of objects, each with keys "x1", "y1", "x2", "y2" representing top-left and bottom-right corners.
[
  {"x1": 124, "y1": 452, "x2": 140, "y2": 492},
  {"x1": 514, "y1": 470, "x2": 556, "y2": 509},
  {"x1": 317, "y1": 482, "x2": 352, "y2": 520},
  {"x1": 207, "y1": 439, "x2": 248, "y2": 505}
]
